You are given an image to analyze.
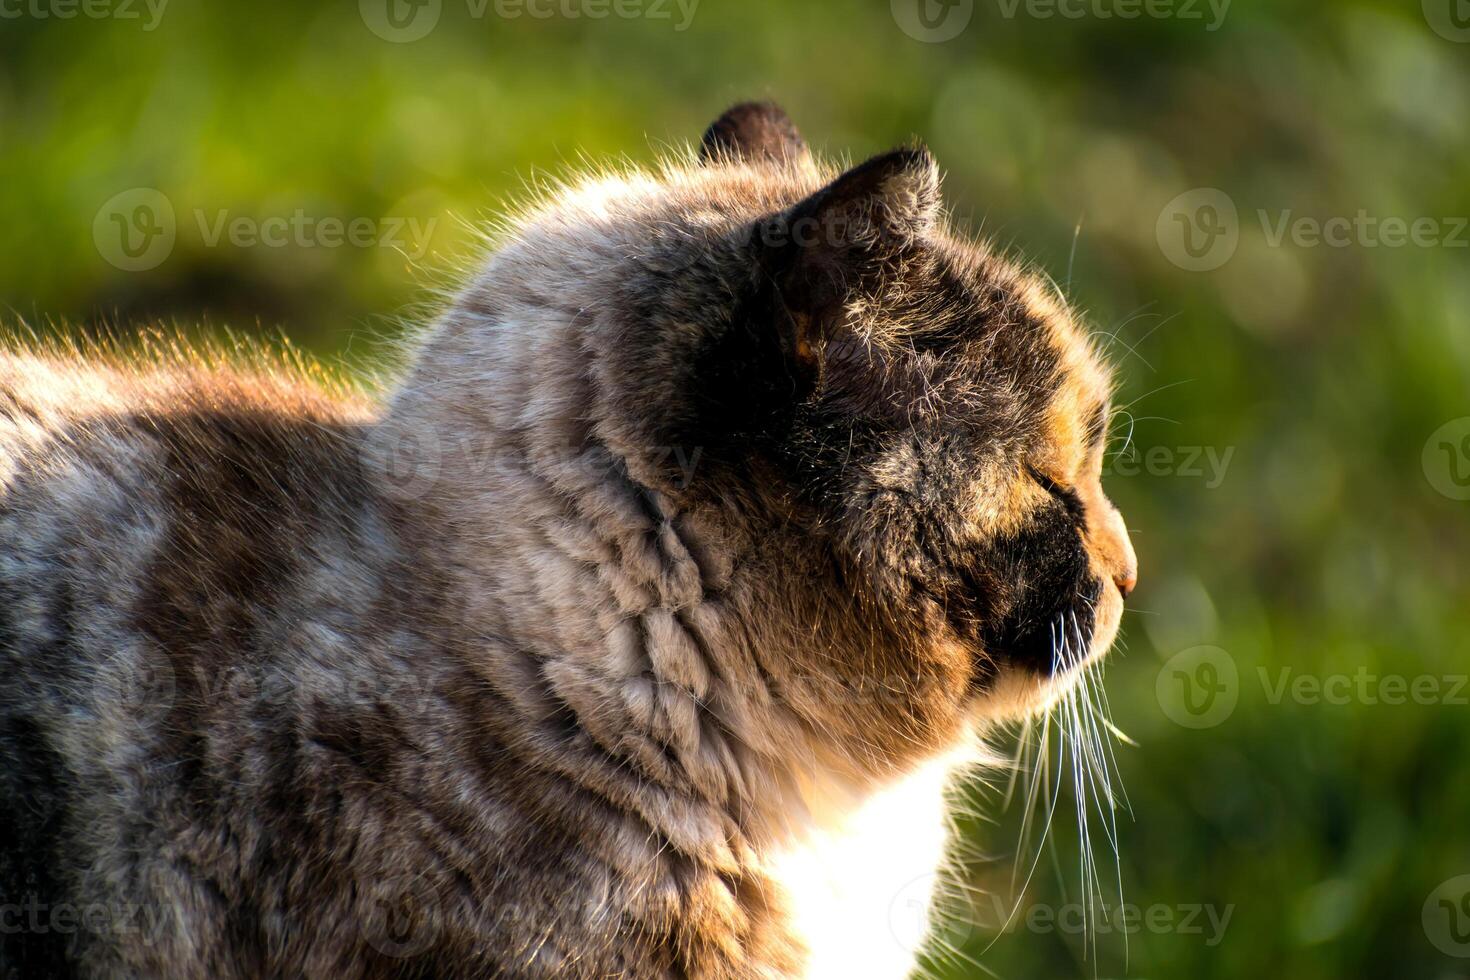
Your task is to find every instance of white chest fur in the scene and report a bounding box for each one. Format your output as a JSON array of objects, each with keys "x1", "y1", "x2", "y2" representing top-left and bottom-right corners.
[{"x1": 767, "y1": 754, "x2": 965, "y2": 980}]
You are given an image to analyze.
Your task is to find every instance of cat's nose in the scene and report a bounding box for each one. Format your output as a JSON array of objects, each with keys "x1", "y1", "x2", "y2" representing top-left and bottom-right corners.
[{"x1": 1113, "y1": 568, "x2": 1138, "y2": 600}]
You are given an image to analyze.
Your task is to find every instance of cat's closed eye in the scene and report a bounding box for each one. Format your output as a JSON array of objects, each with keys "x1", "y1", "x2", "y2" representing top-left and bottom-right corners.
[{"x1": 1026, "y1": 464, "x2": 1086, "y2": 517}]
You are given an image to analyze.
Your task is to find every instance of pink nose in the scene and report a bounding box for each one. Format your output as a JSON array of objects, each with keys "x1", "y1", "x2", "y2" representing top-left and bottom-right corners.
[{"x1": 1114, "y1": 569, "x2": 1137, "y2": 600}]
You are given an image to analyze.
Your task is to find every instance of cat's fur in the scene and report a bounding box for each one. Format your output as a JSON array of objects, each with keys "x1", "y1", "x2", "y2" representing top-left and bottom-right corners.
[{"x1": 0, "y1": 104, "x2": 1136, "y2": 979}]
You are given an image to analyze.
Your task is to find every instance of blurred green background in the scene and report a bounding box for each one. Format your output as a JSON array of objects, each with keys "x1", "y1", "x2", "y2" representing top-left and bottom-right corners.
[{"x1": 3, "y1": 1, "x2": 1468, "y2": 976}]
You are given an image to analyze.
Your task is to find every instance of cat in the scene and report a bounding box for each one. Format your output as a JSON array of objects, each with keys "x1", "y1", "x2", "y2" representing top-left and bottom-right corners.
[{"x1": 0, "y1": 102, "x2": 1136, "y2": 979}]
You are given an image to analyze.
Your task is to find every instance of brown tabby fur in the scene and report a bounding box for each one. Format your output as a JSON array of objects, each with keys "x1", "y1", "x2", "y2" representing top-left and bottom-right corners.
[{"x1": 0, "y1": 104, "x2": 1135, "y2": 979}]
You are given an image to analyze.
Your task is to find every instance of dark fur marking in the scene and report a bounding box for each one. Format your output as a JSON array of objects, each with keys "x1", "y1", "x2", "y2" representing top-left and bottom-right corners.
[{"x1": 972, "y1": 502, "x2": 1101, "y2": 675}]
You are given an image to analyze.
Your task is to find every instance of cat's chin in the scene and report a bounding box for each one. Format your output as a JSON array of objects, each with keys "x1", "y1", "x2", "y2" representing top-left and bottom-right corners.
[{"x1": 971, "y1": 587, "x2": 1124, "y2": 725}]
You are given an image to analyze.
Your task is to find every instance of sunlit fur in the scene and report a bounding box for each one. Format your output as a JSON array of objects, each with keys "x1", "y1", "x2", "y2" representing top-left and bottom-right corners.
[{"x1": 0, "y1": 105, "x2": 1134, "y2": 979}]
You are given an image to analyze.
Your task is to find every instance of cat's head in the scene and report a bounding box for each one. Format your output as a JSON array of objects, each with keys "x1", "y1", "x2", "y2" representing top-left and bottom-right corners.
[
  {"x1": 401, "y1": 103, "x2": 1137, "y2": 773},
  {"x1": 635, "y1": 104, "x2": 1138, "y2": 728}
]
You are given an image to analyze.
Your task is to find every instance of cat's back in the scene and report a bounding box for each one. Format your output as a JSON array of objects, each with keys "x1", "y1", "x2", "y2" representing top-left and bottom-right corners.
[
  {"x1": 0, "y1": 348, "x2": 410, "y2": 978},
  {"x1": 0, "y1": 349, "x2": 379, "y2": 666},
  {"x1": 0, "y1": 344, "x2": 387, "y2": 705},
  {"x1": 0, "y1": 348, "x2": 372, "y2": 520}
]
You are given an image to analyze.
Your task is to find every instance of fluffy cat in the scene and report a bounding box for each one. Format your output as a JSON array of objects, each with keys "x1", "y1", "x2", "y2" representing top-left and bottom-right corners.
[{"x1": 0, "y1": 103, "x2": 1136, "y2": 979}]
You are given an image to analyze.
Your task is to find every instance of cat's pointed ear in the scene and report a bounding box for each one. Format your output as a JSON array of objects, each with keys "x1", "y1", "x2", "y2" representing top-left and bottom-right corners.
[
  {"x1": 757, "y1": 146, "x2": 941, "y2": 367},
  {"x1": 699, "y1": 102, "x2": 809, "y2": 166}
]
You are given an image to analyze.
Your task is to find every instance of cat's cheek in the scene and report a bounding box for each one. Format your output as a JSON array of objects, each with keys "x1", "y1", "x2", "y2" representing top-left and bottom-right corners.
[
  {"x1": 968, "y1": 668, "x2": 1053, "y2": 724},
  {"x1": 967, "y1": 584, "x2": 1124, "y2": 723}
]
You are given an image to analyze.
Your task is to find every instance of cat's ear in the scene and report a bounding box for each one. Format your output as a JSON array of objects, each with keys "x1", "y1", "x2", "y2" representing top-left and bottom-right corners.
[
  {"x1": 757, "y1": 146, "x2": 941, "y2": 369},
  {"x1": 699, "y1": 102, "x2": 809, "y2": 166}
]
